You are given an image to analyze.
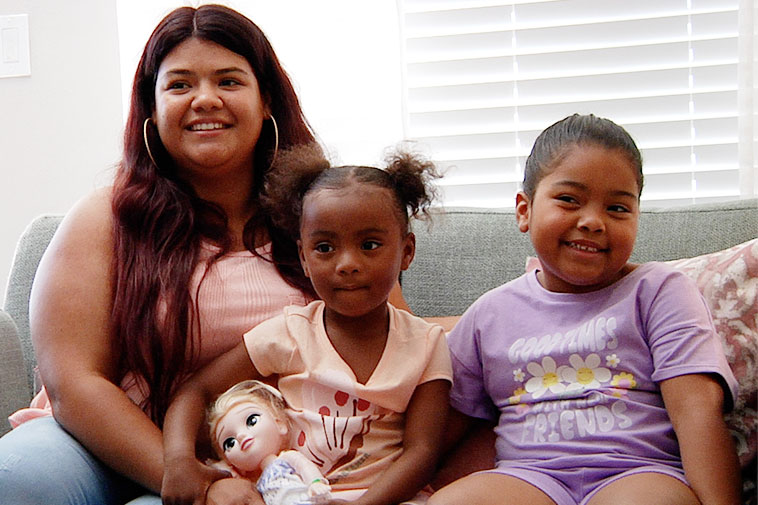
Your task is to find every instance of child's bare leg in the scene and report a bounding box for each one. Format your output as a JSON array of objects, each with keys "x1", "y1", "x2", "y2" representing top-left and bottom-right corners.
[
  {"x1": 585, "y1": 472, "x2": 698, "y2": 505},
  {"x1": 429, "y1": 472, "x2": 557, "y2": 505}
]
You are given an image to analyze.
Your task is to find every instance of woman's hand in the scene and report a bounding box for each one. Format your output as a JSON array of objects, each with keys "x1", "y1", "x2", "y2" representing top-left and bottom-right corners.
[{"x1": 161, "y1": 457, "x2": 231, "y2": 505}]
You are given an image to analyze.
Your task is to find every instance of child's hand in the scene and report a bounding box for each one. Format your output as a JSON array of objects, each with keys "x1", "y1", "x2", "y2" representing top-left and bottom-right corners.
[{"x1": 161, "y1": 456, "x2": 232, "y2": 505}]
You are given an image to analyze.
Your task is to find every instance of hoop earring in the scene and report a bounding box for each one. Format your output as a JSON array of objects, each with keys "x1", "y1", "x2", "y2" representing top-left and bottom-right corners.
[
  {"x1": 268, "y1": 115, "x2": 279, "y2": 171},
  {"x1": 143, "y1": 117, "x2": 158, "y2": 167}
]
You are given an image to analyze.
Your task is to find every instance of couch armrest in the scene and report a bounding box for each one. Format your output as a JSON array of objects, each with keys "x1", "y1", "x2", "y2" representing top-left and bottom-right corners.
[
  {"x1": 4, "y1": 214, "x2": 64, "y2": 397},
  {"x1": 0, "y1": 309, "x2": 31, "y2": 436}
]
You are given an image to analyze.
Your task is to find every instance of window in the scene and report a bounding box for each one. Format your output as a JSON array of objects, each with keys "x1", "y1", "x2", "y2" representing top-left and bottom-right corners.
[{"x1": 399, "y1": 0, "x2": 754, "y2": 207}]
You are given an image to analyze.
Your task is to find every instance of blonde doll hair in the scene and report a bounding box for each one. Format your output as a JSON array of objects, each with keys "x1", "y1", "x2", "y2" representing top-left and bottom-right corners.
[{"x1": 208, "y1": 380, "x2": 290, "y2": 457}]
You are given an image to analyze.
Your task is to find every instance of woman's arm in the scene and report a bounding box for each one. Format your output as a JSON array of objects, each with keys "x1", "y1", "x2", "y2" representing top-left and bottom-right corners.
[
  {"x1": 345, "y1": 378, "x2": 450, "y2": 505},
  {"x1": 660, "y1": 373, "x2": 740, "y2": 505},
  {"x1": 29, "y1": 188, "x2": 165, "y2": 492},
  {"x1": 162, "y1": 341, "x2": 261, "y2": 505}
]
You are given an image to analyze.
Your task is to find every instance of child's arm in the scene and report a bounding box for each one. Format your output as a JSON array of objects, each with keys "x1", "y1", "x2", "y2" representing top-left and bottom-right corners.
[
  {"x1": 660, "y1": 373, "x2": 741, "y2": 505},
  {"x1": 161, "y1": 341, "x2": 262, "y2": 505},
  {"x1": 432, "y1": 408, "x2": 496, "y2": 490},
  {"x1": 349, "y1": 378, "x2": 451, "y2": 505}
]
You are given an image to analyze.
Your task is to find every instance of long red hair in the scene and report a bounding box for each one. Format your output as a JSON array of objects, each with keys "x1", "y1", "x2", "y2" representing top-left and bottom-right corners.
[{"x1": 112, "y1": 5, "x2": 315, "y2": 426}]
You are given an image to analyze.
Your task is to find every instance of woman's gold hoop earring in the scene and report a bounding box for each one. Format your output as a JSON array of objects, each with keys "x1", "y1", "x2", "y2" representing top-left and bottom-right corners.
[
  {"x1": 268, "y1": 115, "x2": 279, "y2": 171},
  {"x1": 143, "y1": 117, "x2": 158, "y2": 167}
]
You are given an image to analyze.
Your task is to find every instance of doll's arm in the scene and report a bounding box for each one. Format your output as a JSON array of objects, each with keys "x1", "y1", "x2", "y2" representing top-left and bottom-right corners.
[
  {"x1": 278, "y1": 450, "x2": 332, "y2": 497},
  {"x1": 162, "y1": 342, "x2": 262, "y2": 505},
  {"x1": 660, "y1": 373, "x2": 740, "y2": 505},
  {"x1": 351, "y1": 378, "x2": 450, "y2": 505}
]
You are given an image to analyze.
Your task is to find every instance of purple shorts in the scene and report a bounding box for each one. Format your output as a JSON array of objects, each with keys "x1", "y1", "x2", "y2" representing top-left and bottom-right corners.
[{"x1": 485, "y1": 462, "x2": 688, "y2": 505}]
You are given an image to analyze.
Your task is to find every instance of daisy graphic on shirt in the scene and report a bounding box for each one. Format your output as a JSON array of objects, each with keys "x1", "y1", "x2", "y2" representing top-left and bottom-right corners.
[
  {"x1": 525, "y1": 357, "x2": 566, "y2": 398},
  {"x1": 561, "y1": 354, "x2": 611, "y2": 391}
]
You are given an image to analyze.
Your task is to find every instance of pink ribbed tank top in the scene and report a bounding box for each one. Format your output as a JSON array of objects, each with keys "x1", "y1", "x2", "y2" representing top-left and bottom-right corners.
[
  {"x1": 187, "y1": 243, "x2": 310, "y2": 369},
  {"x1": 9, "y1": 243, "x2": 310, "y2": 427}
]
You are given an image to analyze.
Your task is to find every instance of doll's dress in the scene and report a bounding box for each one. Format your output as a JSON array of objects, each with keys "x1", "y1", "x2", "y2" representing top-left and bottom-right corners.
[{"x1": 256, "y1": 457, "x2": 312, "y2": 505}]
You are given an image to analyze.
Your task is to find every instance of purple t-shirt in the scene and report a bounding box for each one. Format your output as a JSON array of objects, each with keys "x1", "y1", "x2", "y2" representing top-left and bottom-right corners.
[{"x1": 448, "y1": 262, "x2": 738, "y2": 471}]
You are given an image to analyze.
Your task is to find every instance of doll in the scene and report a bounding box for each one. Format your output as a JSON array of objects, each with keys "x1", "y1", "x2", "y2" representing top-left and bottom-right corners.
[{"x1": 208, "y1": 380, "x2": 332, "y2": 505}]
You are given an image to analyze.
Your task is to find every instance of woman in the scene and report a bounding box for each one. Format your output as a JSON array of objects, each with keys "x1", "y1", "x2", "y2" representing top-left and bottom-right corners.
[{"x1": 0, "y1": 5, "x2": 328, "y2": 504}]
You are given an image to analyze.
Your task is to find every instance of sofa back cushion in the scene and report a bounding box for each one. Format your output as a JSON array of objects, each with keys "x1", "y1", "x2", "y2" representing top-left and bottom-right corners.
[{"x1": 405, "y1": 199, "x2": 758, "y2": 317}]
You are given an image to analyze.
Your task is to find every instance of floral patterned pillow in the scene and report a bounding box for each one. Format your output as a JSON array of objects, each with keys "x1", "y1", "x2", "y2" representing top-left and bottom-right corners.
[
  {"x1": 525, "y1": 238, "x2": 758, "y2": 468},
  {"x1": 665, "y1": 239, "x2": 758, "y2": 469}
]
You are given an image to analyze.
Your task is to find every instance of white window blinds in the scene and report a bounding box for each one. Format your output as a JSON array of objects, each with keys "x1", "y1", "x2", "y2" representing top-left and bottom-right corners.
[{"x1": 399, "y1": 0, "x2": 744, "y2": 207}]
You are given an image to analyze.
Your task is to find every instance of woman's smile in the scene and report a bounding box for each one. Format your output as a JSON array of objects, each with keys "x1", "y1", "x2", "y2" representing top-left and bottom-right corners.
[{"x1": 186, "y1": 121, "x2": 230, "y2": 131}]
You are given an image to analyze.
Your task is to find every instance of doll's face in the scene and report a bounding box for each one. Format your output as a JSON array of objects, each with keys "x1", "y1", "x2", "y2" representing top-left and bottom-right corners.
[{"x1": 214, "y1": 400, "x2": 288, "y2": 474}]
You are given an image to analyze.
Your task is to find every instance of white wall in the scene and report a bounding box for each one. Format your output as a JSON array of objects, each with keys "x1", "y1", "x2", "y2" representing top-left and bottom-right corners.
[
  {"x1": 0, "y1": 0, "x2": 123, "y2": 306},
  {"x1": 1, "y1": 0, "x2": 405, "y2": 305}
]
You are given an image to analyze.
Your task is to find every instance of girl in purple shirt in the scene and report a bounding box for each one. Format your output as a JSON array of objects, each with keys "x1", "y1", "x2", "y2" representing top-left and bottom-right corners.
[{"x1": 430, "y1": 114, "x2": 740, "y2": 505}]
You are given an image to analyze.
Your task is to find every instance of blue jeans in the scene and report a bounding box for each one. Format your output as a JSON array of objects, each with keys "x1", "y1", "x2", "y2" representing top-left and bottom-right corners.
[{"x1": 0, "y1": 416, "x2": 161, "y2": 505}]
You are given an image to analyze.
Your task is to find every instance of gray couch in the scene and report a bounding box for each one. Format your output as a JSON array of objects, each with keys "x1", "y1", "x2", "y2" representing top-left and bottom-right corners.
[{"x1": 2, "y1": 200, "x2": 757, "y2": 501}]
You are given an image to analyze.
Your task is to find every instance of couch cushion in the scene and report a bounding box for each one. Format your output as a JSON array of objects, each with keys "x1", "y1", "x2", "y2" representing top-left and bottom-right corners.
[{"x1": 406, "y1": 200, "x2": 758, "y2": 318}]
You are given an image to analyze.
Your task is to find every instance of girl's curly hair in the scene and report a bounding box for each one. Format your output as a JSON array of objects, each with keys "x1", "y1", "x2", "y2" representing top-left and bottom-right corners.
[{"x1": 262, "y1": 143, "x2": 441, "y2": 241}]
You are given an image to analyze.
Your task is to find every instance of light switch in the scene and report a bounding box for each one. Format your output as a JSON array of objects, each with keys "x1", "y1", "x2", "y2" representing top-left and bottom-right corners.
[
  {"x1": 2, "y1": 27, "x2": 20, "y2": 62},
  {"x1": 0, "y1": 14, "x2": 30, "y2": 78}
]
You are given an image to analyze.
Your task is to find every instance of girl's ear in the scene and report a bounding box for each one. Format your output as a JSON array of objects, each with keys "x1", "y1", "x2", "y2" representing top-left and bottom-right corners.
[
  {"x1": 515, "y1": 192, "x2": 531, "y2": 233},
  {"x1": 297, "y1": 240, "x2": 311, "y2": 278},
  {"x1": 400, "y1": 232, "x2": 416, "y2": 271}
]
